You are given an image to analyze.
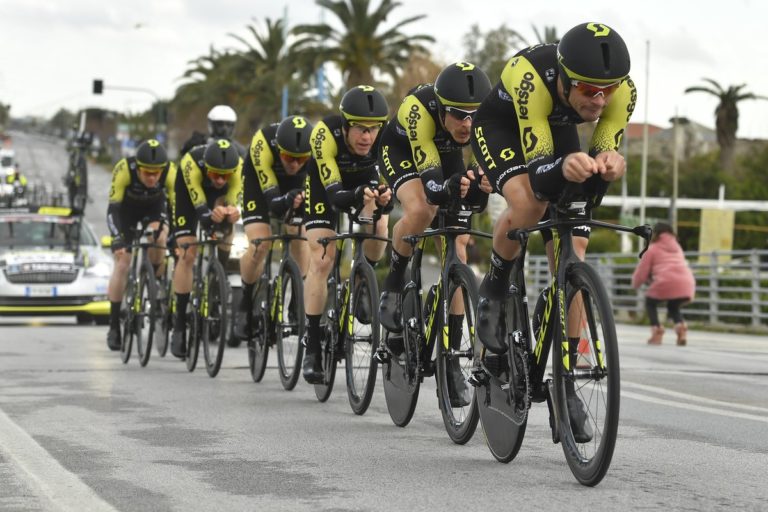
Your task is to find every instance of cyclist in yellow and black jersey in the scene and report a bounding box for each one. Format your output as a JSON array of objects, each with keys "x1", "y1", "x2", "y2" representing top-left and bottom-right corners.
[
  {"x1": 105, "y1": 139, "x2": 176, "y2": 351},
  {"x1": 170, "y1": 139, "x2": 243, "y2": 358},
  {"x1": 471, "y1": 22, "x2": 636, "y2": 441},
  {"x1": 376, "y1": 63, "x2": 493, "y2": 407},
  {"x1": 301, "y1": 85, "x2": 393, "y2": 384},
  {"x1": 234, "y1": 115, "x2": 313, "y2": 340},
  {"x1": 378, "y1": 63, "x2": 492, "y2": 325}
]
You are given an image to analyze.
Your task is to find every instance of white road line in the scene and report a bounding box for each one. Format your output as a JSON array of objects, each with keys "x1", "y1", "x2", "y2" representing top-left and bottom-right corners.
[
  {"x1": 0, "y1": 407, "x2": 118, "y2": 512},
  {"x1": 621, "y1": 391, "x2": 768, "y2": 424},
  {"x1": 623, "y1": 380, "x2": 768, "y2": 414}
]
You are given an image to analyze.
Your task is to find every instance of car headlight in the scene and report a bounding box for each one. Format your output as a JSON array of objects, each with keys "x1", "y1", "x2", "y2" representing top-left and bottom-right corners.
[{"x1": 84, "y1": 261, "x2": 112, "y2": 278}]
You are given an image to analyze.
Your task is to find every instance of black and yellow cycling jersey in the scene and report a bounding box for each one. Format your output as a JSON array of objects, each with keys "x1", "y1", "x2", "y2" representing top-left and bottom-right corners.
[
  {"x1": 106, "y1": 156, "x2": 176, "y2": 243},
  {"x1": 242, "y1": 123, "x2": 306, "y2": 225},
  {"x1": 470, "y1": 43, "x2": 636, "y2": 199},
  {"x1": 173, "y1": 144, "x2": 243, "y2": 238},
  {"x1": 5, "y1": 173, "x2": 27, "y2": 186},
  {"x1": 378, "y1": 83, "x2": 487, "y2": 217},
  {"x1": 304, "y1": 115, "x2": 382, "y2": 231}
]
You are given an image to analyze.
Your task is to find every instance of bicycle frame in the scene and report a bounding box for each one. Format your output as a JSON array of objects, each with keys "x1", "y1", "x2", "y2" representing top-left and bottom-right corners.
[
  {"x1": 506, "y1": 200, "x2": 652, "y2": 403},
  {"x1": 400, "y1": 206, "x2": 491, "y2": 373}
]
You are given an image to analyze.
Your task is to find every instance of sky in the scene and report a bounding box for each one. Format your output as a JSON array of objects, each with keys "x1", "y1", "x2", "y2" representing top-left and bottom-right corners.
[{"x1": 3, "y1": 0, "x2": 768, "y2": 139}]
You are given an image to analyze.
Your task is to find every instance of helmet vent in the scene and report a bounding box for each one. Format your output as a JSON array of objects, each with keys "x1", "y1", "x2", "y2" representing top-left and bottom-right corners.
[
  {"x1": 466, "y1": 75, "x2": 475, "y2": 97},
  {"x1": 295, "y1": 132, "x2": 302, "y2": 148},
  {"x1": 600, "y1": 42, "x2": 611, "y2": 71},
  {"x1": 366, "y1": 94, "x2": 374, "y2": 113}
]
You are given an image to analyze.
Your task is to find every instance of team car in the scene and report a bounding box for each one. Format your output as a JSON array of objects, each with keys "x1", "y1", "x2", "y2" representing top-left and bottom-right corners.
[{"x1": 0, "y1": 206, "x2": 112, "y2": 324}]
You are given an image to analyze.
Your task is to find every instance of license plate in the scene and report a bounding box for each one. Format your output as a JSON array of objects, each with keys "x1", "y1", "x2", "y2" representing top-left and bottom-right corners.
[{"x1": 25, "y1": 286, "x2": 56, "y2": 297}]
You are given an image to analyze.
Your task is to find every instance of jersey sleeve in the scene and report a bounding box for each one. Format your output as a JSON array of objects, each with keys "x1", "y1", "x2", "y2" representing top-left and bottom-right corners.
[
  {"x1": 500, "y1": 55, "x2": 555, "y2": 166},
  {"x1": 589, "y1": 77, "x2": 637, "y2": 154},
  {"x1": 225, "y1": 158, "x2": 244, "y2": 208},
  {"x1": 311, "y1": 121, "x2": 342, "y2": 190},
  {"x1": 108, "y1": 158, "x2": 131, "y2": 204},
  {"x1": 180, "y1": 153, "x2": 206, "y2": 208},
  {"x1": 249, "y1": 130, "x2": 279, "y2": 194},
  {"x1": 396, "y1": 96, "x2": 440, "y2": 173},
  {"x1": 164, "y1": 162, "x2": 177, "y2": 209}
]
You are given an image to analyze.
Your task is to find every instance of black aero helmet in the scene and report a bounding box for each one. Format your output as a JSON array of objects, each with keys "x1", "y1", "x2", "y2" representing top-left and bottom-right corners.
[
  {"x1": 135, "y1": 139, "x2": 168, "y2": 168},
  {"x1": 276, "y1": 115, "x2": 314, "y2": 156},
  {"x1": 557, "y1": 22, "x2": 630, "y2": 87},
  {"x1": 203, "y1": 139, "x2": 240, "y2": 174},
  {"x1": 339, "y1": 85, "x2": 389, "y2": 123},
  {"x1": 434, "y1": 62, "x2": 492, "y2": 108}
]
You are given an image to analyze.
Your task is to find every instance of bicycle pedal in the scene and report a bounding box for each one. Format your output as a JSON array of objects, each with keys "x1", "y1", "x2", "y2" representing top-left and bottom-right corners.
[
  {"x1": 468, "y1": 367, "x2": 489, "y2": 387},
  {"x1": 374, "y1": 347, "x2": 390, "y2": 363}
]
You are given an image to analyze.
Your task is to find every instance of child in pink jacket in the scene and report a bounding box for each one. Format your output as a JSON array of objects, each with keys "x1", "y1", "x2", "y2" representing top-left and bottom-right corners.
[{"x1": 632, "y1": 223, "x2": 696, "y2": 345}]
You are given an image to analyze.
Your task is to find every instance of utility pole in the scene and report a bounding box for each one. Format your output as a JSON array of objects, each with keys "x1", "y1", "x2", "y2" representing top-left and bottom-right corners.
[
  {"x1": 640, "y1": 40, "x2": 650, "y2": 226},
  {"x1": 93, "y1": 79, "x2": 166, "y2": 142}
]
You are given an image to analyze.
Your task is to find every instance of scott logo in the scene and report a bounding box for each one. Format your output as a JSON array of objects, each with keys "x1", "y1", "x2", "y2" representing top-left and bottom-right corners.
[
  {"x1": 516, "y1": 71, "x2": 535, "y2": 120},
  {"x1": 292, "y1": 116, "x2": 307, "y2": 128},
  {"x1": 217, "y1": 139, "x2": 231, "y2": 149},
  {"x1": 522, "y1": 127, "x2": 538, "y2": 153},
  {"x1": 587, "y1": 23, "x2": 611, "y2": 37},
  {"x1": 474, "y1": 126, "x2": 496, "y2": 170},
  {"x1": 381, "y1": 145, "x2": 395, "y2": 176}
]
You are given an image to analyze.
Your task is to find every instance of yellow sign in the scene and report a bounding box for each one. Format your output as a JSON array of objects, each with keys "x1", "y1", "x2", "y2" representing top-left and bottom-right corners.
[{"x1": 698, "y1": 208, "x2": 734, "y2": 264}]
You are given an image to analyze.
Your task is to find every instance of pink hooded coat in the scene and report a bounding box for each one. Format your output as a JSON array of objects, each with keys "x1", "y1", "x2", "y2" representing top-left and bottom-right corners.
[{"x1": 632, "y1": 232, "x2": 696, "y2": 301}]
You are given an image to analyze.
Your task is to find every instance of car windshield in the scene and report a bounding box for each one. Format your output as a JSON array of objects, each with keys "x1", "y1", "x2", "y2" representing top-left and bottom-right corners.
[{"x1": 0, "y1": 219, "x2": 96, "y2": 248}]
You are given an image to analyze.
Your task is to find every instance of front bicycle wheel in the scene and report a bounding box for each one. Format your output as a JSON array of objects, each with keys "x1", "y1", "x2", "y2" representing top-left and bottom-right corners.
[
  {"x1": 185, "y1": 297, "x2": 201, "y2": 372},
  {"x1": 276, "y1": 260, "x2": 304, "y2": 391},
  {"x1": 156, "y1": 257, "x2": 174, "y2": 357},
  {"x1": 202, "y1": 259, "x2": 231, "y2": 378},
  {"x1": 314, "y1": 281, "x2": 338, "y2": 403},
  {"x1": 436, "y1": 264, "x2": 480, "y2": 444},
  {"x1": 120, "y1": 279, "x2": 134, "y2": 364},
  {"x1": 382, "y1": 285, "x2": 421, "y2": 427},
  {"x1": 476, "y1": 284, "x2": 530, "y2": 463},
  {"x1": 552, "y1": 262, "x2": 619, "y2": 486},
  {"x1": 136, "y1": 259, "x2": 158, "y2": 367},
  {"x1": 345, "y1": 264, "x2": 380, "y2": 415},
  {"x1": 248, "y1": 279, "x2": 270, "y2": 383}
]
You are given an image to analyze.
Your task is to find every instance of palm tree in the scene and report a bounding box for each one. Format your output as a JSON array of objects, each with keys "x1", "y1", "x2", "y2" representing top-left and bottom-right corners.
[
  {"x1": 463, "y1": 24, "x2": 528, "y2": 82},
  {"x1": 228, "y1": 17, "x2": 315, "y2": 127},
  {"x1": 531, "y1": 24, "x2": 559, "y2": 44},
  {"x1": 685, "y1": 78, "x2": 768, "y2": 169},
  {"x1": 291, "y1": 0, "x2": 434, "y2": 89}
]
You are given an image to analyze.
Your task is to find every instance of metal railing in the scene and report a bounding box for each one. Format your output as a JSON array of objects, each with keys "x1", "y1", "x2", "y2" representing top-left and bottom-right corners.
[{"x1": 524, "y1": 249, "x2": 768, "y2": 330}]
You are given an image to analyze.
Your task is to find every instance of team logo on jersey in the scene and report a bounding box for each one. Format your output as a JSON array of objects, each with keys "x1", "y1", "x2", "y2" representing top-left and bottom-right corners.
[
  {"x1": 587, "y1": 23, "x2": 610, "y2": 37},
  {"x1": 400, "y1": 160, "x2": 413, "y2": 170},
  {"x1": 407, "y1": 104, "x2": 421, "y2": 141},
  {"x1": 516, "y1": 72, "x2": 535, "y2": 120},
  {"x1": 614, "y1": 129, "x2": 624, "y2": 149},
  {"x1": 509, "y1": 57, "x2": 519, "y2": 68},
  {"x1": 258, "y1": 170, "x2": 268, "y2": 185},
  {"x1": 522, "y1": 127, "x2": 538, "y2": 153},
  {"x1": 381, "y1": 145, "x2": 395, "y2": 176},
  {"x1": 319, "y1": 162, "x2": 331, "y2": 181},
  {"x1": 474, "y1": 126, "x2": 496, "y2": 170},
  {"x1": 500, "y1": 148, "x2": 516, "y2": 161},
  {"x1": 313, "y1": 126, "x2": 326, "y2": 160},
  {"x1": 414, "y1": 147, "x2": 427, "y2": 166}
]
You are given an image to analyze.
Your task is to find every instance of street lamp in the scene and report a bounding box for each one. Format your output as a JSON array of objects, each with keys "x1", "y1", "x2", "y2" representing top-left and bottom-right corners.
[{"x1": 92, "y1": 79, "x2": 166, "y2": 142}]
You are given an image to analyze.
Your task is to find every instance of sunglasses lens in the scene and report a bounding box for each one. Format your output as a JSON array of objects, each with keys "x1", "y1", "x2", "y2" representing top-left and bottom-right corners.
[
  {"x1": 445, "y1": 107, "x2": 475, "y2": 121},
  {"x1": 207, "y1": 171, "x2": 231, "y2": 181},
  {"x1": 573, "y1": 80, "x2": 620, "y2": 97},
  {"x1": 280, "y1": 152, "x2": 310, "y2": 165}
]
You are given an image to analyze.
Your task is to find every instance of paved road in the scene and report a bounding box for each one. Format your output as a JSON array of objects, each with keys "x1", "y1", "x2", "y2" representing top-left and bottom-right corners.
[
  {"x1": 2, "y1": 132, "x2": 767, "y2": 510},
  {"x1": 0, "y1": 321, "x2": 767, "y2": 511}
]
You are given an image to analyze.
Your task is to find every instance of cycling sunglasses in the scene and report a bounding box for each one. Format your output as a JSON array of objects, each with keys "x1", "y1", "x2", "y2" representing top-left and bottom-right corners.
[
  {"x1": 279, "y1": 151, "x2": 310, "y2": 165},
  {"x1": 571, "y1": 80, "x2": 621, "y2": 98},
  {"x1": 347, "y1": 121, "x2": 384, "y2": 133},
  {"x1": 138, "y1": 166, "x2": 164, "y2": 175},
  {"x1": 444, "y1": 106, "x2": 477, "y2": 122},
  {"x1": 207, "y1": 171, "x2": 233, "y2": 181}
]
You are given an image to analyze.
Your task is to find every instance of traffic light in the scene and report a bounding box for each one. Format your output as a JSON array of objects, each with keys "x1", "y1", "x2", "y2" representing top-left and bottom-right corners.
[{"x1": 93, "y1": 79, "x2": 104, "y2": 95}]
